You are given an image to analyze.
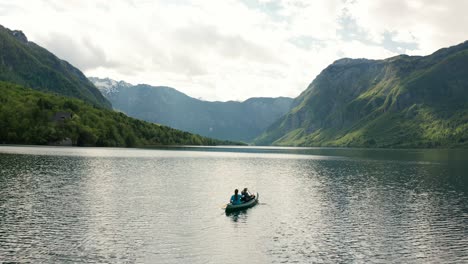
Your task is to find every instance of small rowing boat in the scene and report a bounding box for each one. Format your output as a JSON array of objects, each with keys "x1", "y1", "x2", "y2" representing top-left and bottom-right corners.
[{"x1": 225, "y1": 192, "x2": 259, "y2": 213}]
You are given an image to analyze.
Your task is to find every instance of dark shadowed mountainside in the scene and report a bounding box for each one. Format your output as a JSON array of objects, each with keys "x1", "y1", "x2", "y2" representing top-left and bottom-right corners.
[{"x1": 0, "y1": 25, "x2": 111, "y2": 108}]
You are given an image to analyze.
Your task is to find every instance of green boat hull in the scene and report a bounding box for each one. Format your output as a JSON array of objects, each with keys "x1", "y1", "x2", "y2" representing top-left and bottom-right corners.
[{"x1": 225, "y1": 192, "x2": 259, "y2": 213}]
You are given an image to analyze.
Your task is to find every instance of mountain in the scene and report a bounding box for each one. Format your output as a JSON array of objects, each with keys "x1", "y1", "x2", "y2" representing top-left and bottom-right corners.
[
  {"x1": 0, "y1": 25, "x2": 111, "y2": 108},
  {"x1": 0, "y1": 81, "x2": 241, "y2": 147},
  {"x1": 89, "y1": 77, "x2": 294, "y2": 142},
  {"x1": 255, "y1": 41, "x2": 468, "y2": 148}
]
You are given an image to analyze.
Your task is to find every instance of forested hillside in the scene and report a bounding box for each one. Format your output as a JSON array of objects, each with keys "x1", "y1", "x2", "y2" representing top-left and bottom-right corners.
[{"x1": 0, "y1": 82, "x2": 241, "y2": 147}]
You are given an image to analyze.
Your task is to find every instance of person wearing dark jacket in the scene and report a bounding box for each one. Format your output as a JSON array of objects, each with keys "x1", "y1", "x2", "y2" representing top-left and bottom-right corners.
[{"x1": 241, "y1": 188, "x2": 254, "y2": 202}]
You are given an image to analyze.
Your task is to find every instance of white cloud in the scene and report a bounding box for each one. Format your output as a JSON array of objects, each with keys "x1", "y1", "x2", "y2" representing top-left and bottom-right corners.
[
  {"x1": 1, "y1": 0, "x2": 466, "y2": 101},
  {"x1": 346, "y1": 0, "x2": 468, "y2": 53}
]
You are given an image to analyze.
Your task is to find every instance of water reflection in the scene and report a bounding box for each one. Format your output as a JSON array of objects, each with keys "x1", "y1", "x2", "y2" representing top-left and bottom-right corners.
[
  {"x1": 225, "y1": 210, "x2": 250, "y2": 222},
  {"x1": 0, "y1": 146, "x2": 467, "y2": 263}
]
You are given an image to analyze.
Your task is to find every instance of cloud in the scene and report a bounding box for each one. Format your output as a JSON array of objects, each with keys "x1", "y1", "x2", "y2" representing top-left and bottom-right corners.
[
  {"x1": 173, "y1": 24, "x2": 280, "y2": 64},
  {"x1": 37, "y1": 32, "x2": 120, "y2": 71},
  {"x1": 381, "y1": 31, "x2": 418, "y2": 54},
  {"x1": 337, "y1": 8, "x2": 372, "y2": 44},
  {"x1": 1, "y1": 0, "x2": 466, "y2": 101},
  {"x1": 346, "y1": 0, "x2": 468, "y2": 53},
  {"x1": 288, "y1": 36, "x2": 326, "y2": 50},
  {"x1": 336, "y1": 7, "x2": 419, "y2": 54},
  {"x1": 0, "y1": 2, "x2": 22, "y2": 15}
]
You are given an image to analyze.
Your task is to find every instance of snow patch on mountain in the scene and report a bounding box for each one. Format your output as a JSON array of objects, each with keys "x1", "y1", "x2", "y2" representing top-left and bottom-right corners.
[{"x1": 89, "y1": 77, "x2": 132, "y2": 96}]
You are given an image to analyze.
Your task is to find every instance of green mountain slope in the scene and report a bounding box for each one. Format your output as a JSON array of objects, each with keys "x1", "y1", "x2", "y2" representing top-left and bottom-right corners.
[
  {"x1": 255, "y1": 41, "x2": 468, "y2": 148},
  {"x1": 0, "y1": 25, "x2": 111, "y2": 109},
  {"x1": 0, "y1": 82, "x2": 241, "y2": 147},
  {"x1": 90, "y1": 77, "x2": 293, "y2": 142}
]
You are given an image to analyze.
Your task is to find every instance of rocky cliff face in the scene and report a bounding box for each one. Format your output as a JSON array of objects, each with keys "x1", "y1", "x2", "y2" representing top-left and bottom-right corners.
[
  {"x1": 255, "y1": 41, "x2": 468, "y2": 148},
  {"x1": 9, "y1": 30, "x2": 28, "y2": 43}
]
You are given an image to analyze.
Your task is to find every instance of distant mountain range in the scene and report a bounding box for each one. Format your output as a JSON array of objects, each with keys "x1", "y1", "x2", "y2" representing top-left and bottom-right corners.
[
  {"x1": 2, "y1": 23, "x2": 466, "y2": 148},
  {"x1": 0, "y1": 25, "x2": 111, "y2": 108},
  {"x1": 255, "y1": 41, "x2": 468, "y2": 148},
  {"x1": 89, "y1": 77, "x2": 294, "y2": 142}
]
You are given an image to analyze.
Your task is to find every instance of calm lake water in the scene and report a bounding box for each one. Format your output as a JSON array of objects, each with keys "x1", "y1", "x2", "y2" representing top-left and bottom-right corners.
[{"x1": 0, "y1": 145, "x2": 467, "y2": 263}]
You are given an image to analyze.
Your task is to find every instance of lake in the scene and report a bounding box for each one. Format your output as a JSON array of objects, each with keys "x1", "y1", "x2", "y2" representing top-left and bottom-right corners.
[{"x1": 0, "y1": 145, "x2": 467, "y2": 263}]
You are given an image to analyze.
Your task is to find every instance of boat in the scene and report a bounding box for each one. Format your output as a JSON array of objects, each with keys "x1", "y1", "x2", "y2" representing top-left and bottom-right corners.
[{"x1": 225, "y1": 192, "x2": 259, "y2": 213}]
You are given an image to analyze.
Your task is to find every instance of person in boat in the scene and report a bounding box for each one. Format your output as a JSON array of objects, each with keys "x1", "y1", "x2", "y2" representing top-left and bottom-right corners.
[
  {"x1": 230, "y1": 189, "x2": 242, "y2": 205},
  {"x1": 241, "y1": 188, "x2": 255, "y2": 202}
]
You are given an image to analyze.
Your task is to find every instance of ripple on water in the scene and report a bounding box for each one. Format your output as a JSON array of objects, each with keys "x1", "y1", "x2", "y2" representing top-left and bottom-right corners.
[{"x1": 0, "y1": 147, "x2": 467, "y2": 263}]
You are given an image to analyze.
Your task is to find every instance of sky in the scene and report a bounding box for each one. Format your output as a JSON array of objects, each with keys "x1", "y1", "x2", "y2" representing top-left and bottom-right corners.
[{"x1": 1, "y1": 0, "x2": 467, "y2": 101}]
